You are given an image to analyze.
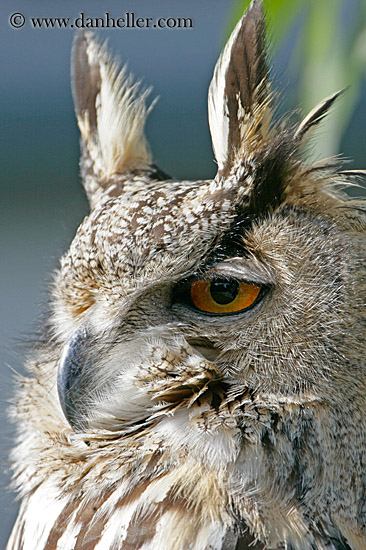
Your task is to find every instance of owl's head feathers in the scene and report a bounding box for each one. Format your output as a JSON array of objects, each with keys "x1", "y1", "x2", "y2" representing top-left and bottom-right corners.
[{"x1": 49, "y1": 2, "x2": 366, "y2": 436}]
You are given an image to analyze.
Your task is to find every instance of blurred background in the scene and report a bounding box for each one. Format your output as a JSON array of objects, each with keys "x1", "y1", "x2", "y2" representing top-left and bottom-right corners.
[{"x1": 1, "y1": 0, "x2": 365, "y2": 546}]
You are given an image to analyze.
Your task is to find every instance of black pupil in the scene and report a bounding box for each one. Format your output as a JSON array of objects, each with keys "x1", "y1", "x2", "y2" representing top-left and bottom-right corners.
[{"x1": 209, "y1": 280, "x2": 239, "y2": 305}]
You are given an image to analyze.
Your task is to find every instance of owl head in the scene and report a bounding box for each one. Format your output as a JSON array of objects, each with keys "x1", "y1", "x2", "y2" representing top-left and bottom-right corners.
[{"x1": 51, "y1": 1, "x2": 365, "y2": 437}]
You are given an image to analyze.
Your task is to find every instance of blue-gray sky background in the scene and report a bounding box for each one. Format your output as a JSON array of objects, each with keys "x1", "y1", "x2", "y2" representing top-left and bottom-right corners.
[{"x1": 1, "y1": 0, "x2": 365, "y2": 546}]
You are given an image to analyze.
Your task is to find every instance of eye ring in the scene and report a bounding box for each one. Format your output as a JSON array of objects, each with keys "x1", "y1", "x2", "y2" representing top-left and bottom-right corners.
[{"x1": 173, "y1": 277, "x2": 268, "y2": 316}]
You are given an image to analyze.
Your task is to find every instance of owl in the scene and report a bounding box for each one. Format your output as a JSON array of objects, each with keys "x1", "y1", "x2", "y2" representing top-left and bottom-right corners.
[{"x1": 7, "y1": 1, "x2": 366, "y2": 549}]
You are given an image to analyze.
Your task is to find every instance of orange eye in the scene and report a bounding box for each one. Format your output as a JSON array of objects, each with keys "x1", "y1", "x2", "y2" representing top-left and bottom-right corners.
[{"x1": 190, "y1": 279, "x2": 262, "y2": 314}]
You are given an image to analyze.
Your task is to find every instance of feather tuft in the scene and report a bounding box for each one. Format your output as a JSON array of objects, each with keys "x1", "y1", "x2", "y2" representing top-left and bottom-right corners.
[
  {"x1": 294, "y1": 90, "x2": 344, "y2": 140},
  {"x1": 72, "y1": 32, "x2": 154, "y2": 182}
]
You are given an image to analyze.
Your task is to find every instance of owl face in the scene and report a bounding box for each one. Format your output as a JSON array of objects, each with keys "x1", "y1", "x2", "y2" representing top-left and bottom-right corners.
[{"x1": 55, "y1": 144, "x2": 353, "y2": 438}]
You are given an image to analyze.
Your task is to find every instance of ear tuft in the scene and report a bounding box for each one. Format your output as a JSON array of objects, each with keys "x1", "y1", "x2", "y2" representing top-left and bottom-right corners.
[
  {"x1": 208, "y1": 0, "x2": 273, "y2": 179},
  {"x1": 294, "y1": 90, "x2": 345, "y2": 141},
  {"x1": 71, "y1": 32, "x2": 155, "y2": 206}
]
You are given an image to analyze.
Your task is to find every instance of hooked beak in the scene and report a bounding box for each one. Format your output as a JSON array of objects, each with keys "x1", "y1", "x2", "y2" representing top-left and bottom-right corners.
[{"x1": 57, "y1": 325, "x2": 94, "y2": 432}]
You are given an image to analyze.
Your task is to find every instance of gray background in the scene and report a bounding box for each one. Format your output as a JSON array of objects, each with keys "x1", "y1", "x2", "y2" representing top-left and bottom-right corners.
[{"x1": 1, "y1": 0, "x2": 365, "y2": 547}]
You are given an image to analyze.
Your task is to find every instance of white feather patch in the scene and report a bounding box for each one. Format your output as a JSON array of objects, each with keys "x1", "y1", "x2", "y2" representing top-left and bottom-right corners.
[
  {"x1": 7, "y1": 482, "x2": 69, "y2": 550},
  {"x1": 207, "y1": 20, "x2": 242, "y2": 172}
]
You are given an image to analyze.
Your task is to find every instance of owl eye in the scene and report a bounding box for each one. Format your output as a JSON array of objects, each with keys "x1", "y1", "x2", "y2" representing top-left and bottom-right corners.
[{"x1": 173, "y1": 277, "x2": 266, "y2": 315}]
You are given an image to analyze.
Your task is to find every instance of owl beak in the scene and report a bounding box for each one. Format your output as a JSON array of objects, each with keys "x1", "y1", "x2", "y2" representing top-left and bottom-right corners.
[{"x1": 57, "y1": 325, "x2": 93, "y2": 432}]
